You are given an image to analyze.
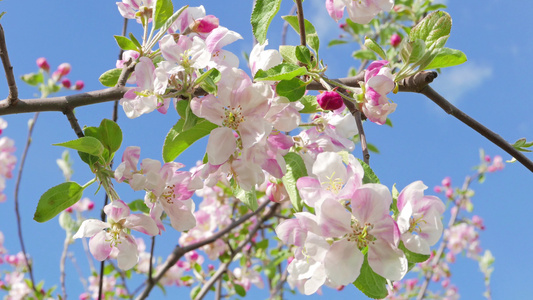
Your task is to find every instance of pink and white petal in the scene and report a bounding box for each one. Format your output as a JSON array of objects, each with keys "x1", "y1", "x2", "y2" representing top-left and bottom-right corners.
[
  {"x1": 239, "y1": 118, "x2": 272, "y2": 149},
  {"x1": 303, "y1": 266, "x2": 327, "y2": 295},
  {"x1": 316, "y1": 198, "x2": 352, "y2": 238},
  {"x1": 189, "y1": 95, "x2": 225, "y2": 126},
  {"x1": 325, "y1": 0, "x2": 346, "y2": 22},
  {"x1": 296, "y1": 177, "x2": 327, "y2": 207},
  {"x1": 124, "y1": 213, "x2": 159, "y2": 236},
  {"x1": 367, "y1": 74, "x2": 395, "y2": 95},
  {"x1": 88, "y1": 231, "x2": 113, "y2": 261},
  {"x1": 205, "y1": 27, "x2": 243, "y2": 53},
  {"x1": 103, "y1": 199, "x2": 131, "y2": 222},
  {"x1": 397, "y1": 180, "x2": 427, "y2": 211},
  {"x1": 312, "y1": 152, "x2": 347, "y2": 186},
  {"x1": 324, "y1": 239, "x2": 363, "y2": 285},
  {"x1": 368, "y1": 239, "x2": 408, "y2": 281},
  {"x1": 275, "y1": 218, "x2": 307, "y2": 247},
  {"x1": 115, "y1": 234, "x2": 139, "y2": 270},
  {"x1": 402, "y1": 232, "x2": 430, "y2": 255},
  {"x1": 161, "y1": 198, "x2": 197, "y2": 232},
  {"x1": 206, "y1": 127, "x2": 236, "y2": 165},
  {"x1": 351, "y1": 184, "x2": 392, "y2": 223},
  {"x1": 73, "y1": 219, "x2": 109, "y2": 239},
  {"x1": 417, "y1": 208, "x2": 444, "y2": 246}
]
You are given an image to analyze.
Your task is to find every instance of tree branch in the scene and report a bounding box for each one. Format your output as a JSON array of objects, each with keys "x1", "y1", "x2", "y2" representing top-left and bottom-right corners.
[
  {"x1": 419, "y1": 86, "x2": 533, "y2": 173},
  {"x1": 0, "y1": 24, "x2": 18, "y2": 105},
  {"x1": 134, "y1": 200, "x2": 271, "y2": 300},
  {"x1": 195, "y1": 202, "x2": 280, "y2": 300},
  {"x1": 294, "y1": 0, "x2": 306, "y2": 47}
]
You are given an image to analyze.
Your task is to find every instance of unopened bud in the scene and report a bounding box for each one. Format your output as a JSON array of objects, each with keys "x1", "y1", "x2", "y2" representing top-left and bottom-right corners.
[
  {"x1": 36, "y1": 57, "x2": 50, "y2": 72},
  {"x1": 61, "y1": 78, "x2": 72, "y2": 89},
  {"x1": 390, "y1": 33, "x2": 402, "y2": 47},
  {"x1": 57, "y1": 63, "x2": 71, "y2": 76},
  {"x1": 317, "y1": 90, "x2": 344, "y2": 111},
  {"x1": 75, "y1": 80, "x2": 85, "y2": 90}
]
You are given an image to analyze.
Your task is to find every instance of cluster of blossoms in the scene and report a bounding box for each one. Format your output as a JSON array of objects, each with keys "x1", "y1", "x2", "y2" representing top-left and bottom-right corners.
[
  {"x1": 35, "y1": 58, "x2": 84, "y2": 91},
  {"x1": 0, "y1": 118, "x2": 17, "y2": 203},
  {"x1": 326, "y1": 0, "x2": 395, "y2": 24},
  {"x1": 275, "y1": 151, "x2": 445, "y2": 294}
]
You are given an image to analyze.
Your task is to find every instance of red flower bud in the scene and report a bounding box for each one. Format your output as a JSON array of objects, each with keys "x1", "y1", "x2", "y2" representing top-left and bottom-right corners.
[
  {"x1": 317, "y1": 90, "x2": 343, "y2": 111},
  {"x1": 36, "y1": 57, "x2": 50, "y2": 72},
  {"x1": 390, "y1": 33, "x2": 402, "y2": 47},
  {"x1": 61, "y1": 78, "x2": 71, "y2": 89},
  {"x1": 74, "y1": 80, "x2": 84, "y2": 90}
]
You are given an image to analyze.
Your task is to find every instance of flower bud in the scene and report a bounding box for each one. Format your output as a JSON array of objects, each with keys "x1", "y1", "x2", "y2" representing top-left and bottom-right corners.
[
  {"x1": 75, "y1": 80, "x2": 85, "y2": 90},
  {"x1": 441, "y1": 176, "x2": 451, "y2": 187},
  {"x1": 57, "y1": 63, "x2": 71, "y2": 76},
  {"x1": 390, "y1": 33, "x2": 402, "y2": 47},
  {"x1": 61, "y1": 78, "x2": 71, "y2": 89},
  {"x1": 317, "y1": 90, "x2": 344, "y2": 111},
  {"x1": 36, "y1": 57, "x2": 50, "y2": 72}
]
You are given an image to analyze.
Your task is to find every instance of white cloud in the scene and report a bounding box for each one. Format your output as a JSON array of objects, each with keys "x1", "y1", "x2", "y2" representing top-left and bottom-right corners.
[{"x1": 430, "y1": 62, "x2": 492, "y2": 104}]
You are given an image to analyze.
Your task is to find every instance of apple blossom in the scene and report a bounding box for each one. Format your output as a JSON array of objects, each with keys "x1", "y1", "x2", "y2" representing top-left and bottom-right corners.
[
  {"x1": 248, "y1": 40, "x2": 283, "y2": 77},
  {"x1": 326, "y1": 0, "x2": 395, "y2": 24},
  {"x1": 73, "y1": 199, "x2": 159, "y2": 270},
  {"x1": 396, "y1": 181, "x2": 445, "y2": 255},
  {"x1": 317, "y1": 90, "x2": 344, "y2": 111},
  {"x1": 116, "y1": 0, "x2": 154, "y2": 22},
  {"x1": 204, "y1": 27, "x2": 243, "y2": 68},
  {"x1": 361, "y1": 60, "x2": 397, "y2": 125}
]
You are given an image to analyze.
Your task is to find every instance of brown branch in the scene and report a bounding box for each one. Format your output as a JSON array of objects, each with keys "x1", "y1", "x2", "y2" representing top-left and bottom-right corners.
[
  {"x1": 0, "y1": 24, "x2": 18, "y2": 105},
  {"x1": 419, "y1": 86, "x2": 533, "y2": 173},
  {"x1": 134, "y1": 200, "x2": 271, "y2": 300},
  {"x1": 0, "y1": 86, "x2": 130, "y2": 115},
  {"x1": 343, "y1": 98, "x2": 370, "y2": 164},
  {"x1": 64, "y1": 108, "x2": 84, "y2": 138},
  {"x1": 195, "y1": 202, "x2": 280, "y2": 300},
  {"x1": 294, "y1": 0, "x2": 306, "y2": 47}
]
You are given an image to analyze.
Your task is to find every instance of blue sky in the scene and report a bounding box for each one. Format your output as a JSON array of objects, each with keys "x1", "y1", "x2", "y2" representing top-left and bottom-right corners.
[{"x1": 1, "y1": 0, "x2": 533, "y2": 299}]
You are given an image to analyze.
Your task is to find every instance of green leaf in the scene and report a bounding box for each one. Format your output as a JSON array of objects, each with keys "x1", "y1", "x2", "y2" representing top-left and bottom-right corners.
[
  {"x1": 423, "y1": 47, "x2": 467, "y2": 70},
  {"x1": 251, "y1": 0, "x2": 282, "y2": 45},
  {"x1": 279, "y1": 46, "x2": 299, "y2": 65},
  {"x1": 34, "y1": 182, "x2": 85, "y2": 222},
  {"x1": 281, "y1": 15, "x2": 320, "y2": 55},
  {"x1": 276, "y1": 78, "x2": 307, "y2": 102},
  {"x1": 84, "y1": 119, "x2": 123, "y2": 158},
  {"x1": 99, "y1": 68, "x2": 122, "y2": 87},
  {"x1": 354, "y1": 255, "x2": 388, "y2": 299},
  {"x1": 195, "y1": 68, "x2": 221, "y2": 87},
  {"x1": 196, "y1": 68, "x2": 221, "y2": 95},
  {"x1": 353, "y1": 49, "x2": 377, "y2": 61},
  {"x1": 366, "y1": 143, "x2": 380, "y2": 154},
  {"x1": 162, "y1": 120, "x2": 217, "y2": 162},
  {"x1": 327, "y1": 39, "x2": 348, "y2": 47},
  {"x1": 399, "y1": 242, "x2": 431, "y2": 263},
  {"x1": 295, "y1": 45, "x2": 312, "y2": 65},
  {"x1": 298, "y1": 95, "x2": 322, "y2": 114},
  {"x1": 357, "y1": 159, "x2": 380, "y2": 184},
  {"x1": 114, "y1": 35, "x2": 139, "y2": 51},
  {"x1": 128, "y1": 199, "x2": 150, "y2": 214},
  {"x1": 282, "y1": 152, "x2": 308, "y2": 212},
  {"x1": 129, "y1": 33, "x2": 142, "y2": 49},
  {"x1": 0, "y1": 12, "x2": 6, "y2": 21},
  {"x1": 21, "y1": 72, "x2": 44, "y2": 86},
  {"x1": 409, "y1": 11, "x2": 452, "y2": 48},
  {"x1": 254, "y1": 63, "x2": 307, "y2": 81},
  {"x1": 364, "y1": 37, "x2": 387, "y2": 60},
  {"x1": 54, "y1": 137, "x2": 105, "y2": 159},
  {"x1": 234, "y1": 284, "x2": 247, "y2": 297},
  {"x1": 149, "y1": 5, "x2": 188, "y2": 49},
  {"x1": 231, "y1": 178, "x2": 258, "y2": 211},
  {"x1": 152, "y1": 0, "x2": 174, "y2": 30}
]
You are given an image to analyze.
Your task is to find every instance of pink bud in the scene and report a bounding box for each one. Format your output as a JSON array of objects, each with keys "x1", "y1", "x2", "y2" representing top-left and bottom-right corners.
[
  {"x1": 445, "y1": 188, "x2": 453, "y2": 198},
  {"x1": 317, "y1": 90, "x2": 344, "y2": 110},
  {"x1": 194, "y1": 15, "x2": 219, "y2": 33},
  {"x1": 57, "y1": 63, "x2": 71, "y2": 76},
  {"x1": 75, "y1": 80, "x2": 84, "y2": 90},
  {"x1": 87, "y1": 201, "x2": 94, "y2": 210},
  {"x1": 61, "y1": 78, "x2": 72, "y2": 89},
  {"x1": 339, "y1": 23, "x2": 346, "y2": 29},
  {"x1": 208, "y1": 264, "x2": 215, "y2": 271},
  {"x1": 390, "y1": 33, "x2": 402, "y2": 47},
  {"x1": 65, "y1": 207, "x2": 73, "y2": 213},
  {"x1": 189, "y1": 251, "x2": 199, "y2": 261},
  {"x1": 336, "y1": 285, "x2": 345, "y2": 291},
  {"x1": 36, "y1": 57, "x2": 50, "y2": 72},
  {"x1": 433, "y1": 186, "x2": 442, "y2": 193},
  {"x1": 441, "y1": 176, "x2": 451, "y2": 187},
  {"x1": 484, "y1": 155, "x2": 491, "y2": 162},
  {"x1": 472, "y1": 215, "x2": 485, "y2": 230}
]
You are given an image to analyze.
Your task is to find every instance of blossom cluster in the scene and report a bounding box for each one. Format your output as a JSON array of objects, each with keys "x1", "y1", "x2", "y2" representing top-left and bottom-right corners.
[
  {"x1": 0, "y1": 118, "x2": 17, "y2": 203},
  {"x1": 275, "y1": 152, "x2": 444, "y2": 294}
]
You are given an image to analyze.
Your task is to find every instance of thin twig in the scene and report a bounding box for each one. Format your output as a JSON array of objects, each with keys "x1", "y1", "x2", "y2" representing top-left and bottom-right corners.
[
  {"x1": 354, "y1": 111, "x2": 370, "y2": 164},
  {"x1": 135, "y1": 200, "x2": 271, "y2": 300},
  {"x1": 64, "y1": 108, "x2": 84, "y2": 138},
  {"x1": 416, "y1": 174, "x2": 473, "y2": 300},
  {"x1": 98, "y1": 261, "x2": 105, "y2": 300},
  {"x1": 0, "y1": 24, "x2": 18, "y2": 105},
  {"x1": 195, "y1": 203, "x2": 280, "y2": 300},
  {"x1": 13, "y1": 112, "x2": 39, "y2": 294},
  {"x1": 148, "y1": 236, "x2": 155, "y2": 285},
  {"x1": 60, "y1": 233, "x2": 71, "y2": 299},
  {"x1": 215, "y1": 274, "x2": 223, "y2": 300},
  {"x1": 419, "y1": 86, "x2": 533, "y2": 173},
  {"x1": 294, "y1": 0, "x2": 306, "y2": 47}
]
